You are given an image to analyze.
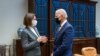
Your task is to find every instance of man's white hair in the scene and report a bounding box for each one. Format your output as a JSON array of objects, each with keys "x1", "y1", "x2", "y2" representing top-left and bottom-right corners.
[{"x1": 55, "y1": 9, "x2": 68, "y2": 18}]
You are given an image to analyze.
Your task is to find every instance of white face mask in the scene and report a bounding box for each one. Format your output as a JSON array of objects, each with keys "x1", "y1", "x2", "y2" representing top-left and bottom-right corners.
[{"x1": 32, "y1": 20, "x2": 37, "y2": 27}]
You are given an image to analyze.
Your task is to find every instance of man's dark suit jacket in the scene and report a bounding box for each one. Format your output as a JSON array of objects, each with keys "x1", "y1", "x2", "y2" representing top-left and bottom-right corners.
[{"x1": 54, "y1": 22, "x2": 74, "y2": 56}]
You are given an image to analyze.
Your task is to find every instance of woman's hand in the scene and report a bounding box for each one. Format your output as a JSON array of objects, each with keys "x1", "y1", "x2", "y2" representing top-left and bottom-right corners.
[
  {"x1": 37, "y1": 36, "x2": 48, "y2": 43},
  {"x1": 37, "y1": 36, "x2": 42, "y2": 42}
]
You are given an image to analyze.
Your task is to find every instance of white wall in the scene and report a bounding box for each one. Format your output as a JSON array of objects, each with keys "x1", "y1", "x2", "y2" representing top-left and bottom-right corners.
[
  {"x1": 95, "y1": 0, "x2": 100, "y2": 37},
  {"x1": 0, "y1": 0, "x2": 28, "y2": 45},
  {"x1": 91, "y1": 0, "x2": 100, "y2": 37}
]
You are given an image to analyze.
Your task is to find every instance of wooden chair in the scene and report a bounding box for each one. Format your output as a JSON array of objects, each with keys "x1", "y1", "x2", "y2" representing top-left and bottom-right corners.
[
  {"x1": 74, "y1": 54, "x2": 83, "y2": 56},
  {"x1": 0, "y1": 45, "x2": 6, "y2": 56},
  {"x1": 82, "y1": 47, "x2": 97, "y2": 56}
]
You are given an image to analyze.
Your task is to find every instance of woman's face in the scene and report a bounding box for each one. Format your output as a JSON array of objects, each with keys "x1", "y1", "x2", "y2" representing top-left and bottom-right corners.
[
  {"x1": 33, "y1": 16, "x2": 36, "y2": 20},
  {"x1": 32, "y1": 16, "x2": 37, "y2": 27}
]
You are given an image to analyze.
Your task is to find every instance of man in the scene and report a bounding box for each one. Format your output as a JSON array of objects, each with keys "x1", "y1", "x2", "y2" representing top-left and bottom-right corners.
[{"x1": 53, "y1": 9, "x2": 74, "y2": 56}]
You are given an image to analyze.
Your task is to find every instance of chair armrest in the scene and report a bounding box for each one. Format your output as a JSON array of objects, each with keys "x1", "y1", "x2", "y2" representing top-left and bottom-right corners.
[{"x1": 74, "y1": 54, "x2": 83, "y2": 56}]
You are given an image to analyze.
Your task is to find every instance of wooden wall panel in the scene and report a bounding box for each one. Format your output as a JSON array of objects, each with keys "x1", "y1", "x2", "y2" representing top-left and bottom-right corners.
[
  {"x1": 96, "y1": 38, "x2": 100, "y2": 54},
  {"x1": 15, "y1": 38, "x2": 97, "y2": 56}
]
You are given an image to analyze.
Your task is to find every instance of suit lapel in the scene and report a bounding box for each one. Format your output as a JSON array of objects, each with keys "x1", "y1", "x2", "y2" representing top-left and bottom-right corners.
[
  {"x1": 55, "y1": 26, "x2": 60, "y2": 39},
  {"x1": 55, "y1": 22, "x2": 68, "y2": 41},
  {"x1": 26, "y1": 28, "x2": 38, "y2": 40},
  {"x1": 34, "y1": 27, "x2": 40, "y2": 37}
]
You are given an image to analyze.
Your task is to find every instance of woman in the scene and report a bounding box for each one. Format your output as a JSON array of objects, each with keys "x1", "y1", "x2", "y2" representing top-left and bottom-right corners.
[{"x1": 20, "y1": 13, "x2": 47, "y2": 56}]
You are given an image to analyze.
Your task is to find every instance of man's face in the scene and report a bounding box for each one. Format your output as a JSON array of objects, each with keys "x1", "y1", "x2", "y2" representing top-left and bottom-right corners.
[{"x1": 55, "y1": 12, "x2": 63, "y2": 21}]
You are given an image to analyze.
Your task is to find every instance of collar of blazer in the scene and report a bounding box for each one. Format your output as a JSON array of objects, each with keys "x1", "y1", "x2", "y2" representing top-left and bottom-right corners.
[
  {"x1": 55, "y1": 22, "x2": 69, "y2": 40},
  {"x1": 33, "y1": 27, "x2": 40, "y2": 37},
  {"x1": 25, "y1": 28, "x2": 38, "y2": 40}
]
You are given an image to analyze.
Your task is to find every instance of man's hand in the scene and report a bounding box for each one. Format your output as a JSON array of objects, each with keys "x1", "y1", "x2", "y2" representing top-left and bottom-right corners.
[
  {"x1": 51, "y1": 53, "x2": 53, "y2": 56},
  {"x1": 41, "y1": 36, "x2": 48, "y2": 43}
]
